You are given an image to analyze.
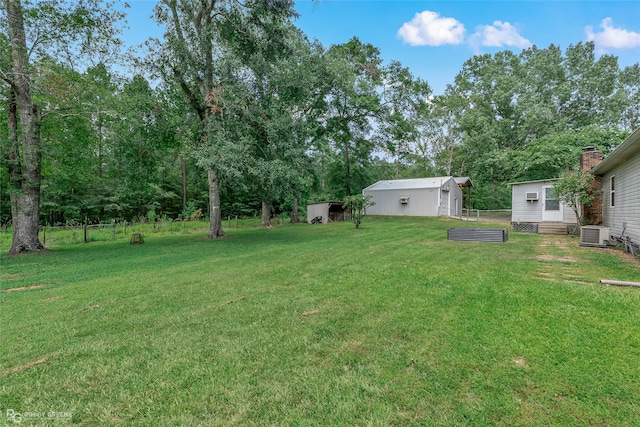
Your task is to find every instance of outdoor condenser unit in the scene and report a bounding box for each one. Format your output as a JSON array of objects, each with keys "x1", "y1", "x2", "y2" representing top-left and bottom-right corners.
[
  {"x1": 580, "y1": 226, "x2": 610, "y2": 246},
  {"x1": 525, "y1": 192, "x2": 539, "y2": 201}
]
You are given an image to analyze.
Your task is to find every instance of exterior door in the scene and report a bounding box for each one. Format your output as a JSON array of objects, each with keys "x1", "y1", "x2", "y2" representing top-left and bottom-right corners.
[{"x1": 541, "y1": 186, "x2": 563, "y2": 222}]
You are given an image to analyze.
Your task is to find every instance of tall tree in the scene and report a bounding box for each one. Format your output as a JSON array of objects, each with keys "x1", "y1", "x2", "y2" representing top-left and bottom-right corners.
[
  {"x1": 3, "y1": 0, "x2": 45, "y2": 253},
  {"x1": 448, "y1": 43, "x2": 632, "y2": 209},
  {"x1": 321, "y1": 37, "x2": 382, "y2": 198},
  {"x1": 151, "y1": 0, "x2": 297, "y2": 238},
  {"x1": 377, "y1": 61, "x2": 431, "y2": 179},
  {"x1": 0, "y1": 0, "x2": 125, "y2": 253}
]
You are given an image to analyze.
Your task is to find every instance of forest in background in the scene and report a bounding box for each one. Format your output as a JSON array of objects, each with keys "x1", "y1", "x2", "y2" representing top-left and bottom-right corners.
[{"x1": 1, "y1": 0, "x2": 638, "y2": 231}]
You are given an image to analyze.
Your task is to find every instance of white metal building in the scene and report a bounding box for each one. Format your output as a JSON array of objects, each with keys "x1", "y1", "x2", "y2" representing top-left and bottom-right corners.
[{"x1": 363, "y1": 177, "x2": 463, "y2": 217}]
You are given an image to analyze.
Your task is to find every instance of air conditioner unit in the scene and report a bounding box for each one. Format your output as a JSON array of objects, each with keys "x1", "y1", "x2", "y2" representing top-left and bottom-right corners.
[
  {"x1": 525, "y1": 192, "x2": 539, "y2": 201},
  {"x1": 580, "y1": 226, "x2": 610, "y2": 246},
  {"x1": 399, "y1": 196, "x2": 409, "y2": 205}
]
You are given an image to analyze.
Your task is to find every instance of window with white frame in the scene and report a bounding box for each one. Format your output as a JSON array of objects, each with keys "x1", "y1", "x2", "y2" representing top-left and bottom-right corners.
[{"x1": 610, "y1": 176, "x2": 615, "y2": 207}]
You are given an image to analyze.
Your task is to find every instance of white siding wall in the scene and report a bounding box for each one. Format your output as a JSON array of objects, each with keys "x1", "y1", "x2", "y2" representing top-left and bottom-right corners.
[
  {"x1": 511, "y1": 182, "x2": 546, "y2": 223},
  {"x1": 511, "y1": 180, "x2": 576, "y2": 224},
  {"x1": 438, "y1": 179, "x2": 463, "y2": 216},
  {"x1": 562, "y1": 205, "x2": 577, "y2": 224},
  {"x1": 364, "y1": 188, "x2": 439, "y2": 216},
  {"x1": 601, "y1": 153, "x2": 640, "y2": 243}
]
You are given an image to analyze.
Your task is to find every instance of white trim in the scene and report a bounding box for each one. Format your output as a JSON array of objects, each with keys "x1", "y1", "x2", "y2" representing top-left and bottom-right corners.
[{"x1": 610, "y1": 175, "x2": 616, "y2": 208}]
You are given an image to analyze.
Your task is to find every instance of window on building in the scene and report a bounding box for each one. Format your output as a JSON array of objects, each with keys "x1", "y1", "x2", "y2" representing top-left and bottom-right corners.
[
  {"x1": 610, "y1": 176, "x2": 615, "y2": 207},
  {"x1": 545, "y1": 187, "x2": 560, "y2": 211}
]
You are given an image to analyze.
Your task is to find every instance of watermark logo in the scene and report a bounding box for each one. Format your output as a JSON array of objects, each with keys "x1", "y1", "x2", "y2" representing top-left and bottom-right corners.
[
  {"x1": 5, "y1": 408, "x2": 72, "y2": 424},
  {"x1": 6, "y1": 409, "x2": 22, "y2": 424}
]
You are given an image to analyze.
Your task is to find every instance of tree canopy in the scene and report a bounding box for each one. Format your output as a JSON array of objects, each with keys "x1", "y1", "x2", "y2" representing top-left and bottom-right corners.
[{"x1": 1, "y1": 0, "x2": 639, "y2": 253}]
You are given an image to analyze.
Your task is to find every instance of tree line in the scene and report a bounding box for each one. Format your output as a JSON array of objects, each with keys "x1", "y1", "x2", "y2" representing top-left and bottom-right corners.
[{"x1": 1, "y1": 0, "x2": 638, "y2": 253}]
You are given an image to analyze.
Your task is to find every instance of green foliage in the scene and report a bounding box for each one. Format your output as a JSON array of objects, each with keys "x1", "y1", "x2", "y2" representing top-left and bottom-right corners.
[
  {"x1": 448, "y1": 42, "x2": 637, "y2": 209},
  {"x1": 343, "y1": 194, "x2": 374, "y2": 228},
  {"x1": 553, "y1": 170, "x2": 595, "y2": 227}
]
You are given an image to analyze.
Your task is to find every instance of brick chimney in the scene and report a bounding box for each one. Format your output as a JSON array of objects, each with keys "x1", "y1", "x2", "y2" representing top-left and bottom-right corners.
[
  {"x1": 580, "y1": 146, "x2": 602, "y2": 172},
  {"x1": 580, "y1": 146, "x2": 603, "y2": 225}
]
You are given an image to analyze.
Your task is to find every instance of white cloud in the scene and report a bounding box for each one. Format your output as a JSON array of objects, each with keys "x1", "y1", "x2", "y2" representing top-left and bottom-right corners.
[
  {"x1": 586, "y1": 18, "x2": 640, "y2": 51},
  {"x1": 468, "y1": 21, "x2": 532, "y2": 54},
  {"x1": 397, "y1": 11, "x2": 465, "y2": 46}
]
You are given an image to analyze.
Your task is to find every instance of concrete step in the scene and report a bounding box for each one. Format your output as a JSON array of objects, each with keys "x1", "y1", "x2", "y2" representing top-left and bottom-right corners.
[{"x1": 537, "y1": 222, "x2": 568, "y2": 235}]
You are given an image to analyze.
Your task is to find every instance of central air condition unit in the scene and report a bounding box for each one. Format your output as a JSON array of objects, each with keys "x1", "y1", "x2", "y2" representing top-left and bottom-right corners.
[
  {"x1": 580, "y1": 226, "x2": 610, "y2": 246},
  {"x1": 525, "y1": 192, "x2": 539, "y2": 201}
]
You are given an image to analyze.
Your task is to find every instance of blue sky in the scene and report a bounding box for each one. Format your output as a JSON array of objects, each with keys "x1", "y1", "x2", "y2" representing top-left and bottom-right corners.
[{"x1": 125, "y1": 1, "x2": 640, "y2": 94}]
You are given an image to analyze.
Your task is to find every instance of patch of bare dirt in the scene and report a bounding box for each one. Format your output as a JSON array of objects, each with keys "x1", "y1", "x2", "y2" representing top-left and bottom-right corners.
[
  {"x1": 513, "y1": 357, "x2": 529, "y2": 368},
  {"x1": 0, "y1": 272, "x2": 27, "y2": 281},
  {"x1": 1, "y1": 284, "x2": 50, "y2": 293}
]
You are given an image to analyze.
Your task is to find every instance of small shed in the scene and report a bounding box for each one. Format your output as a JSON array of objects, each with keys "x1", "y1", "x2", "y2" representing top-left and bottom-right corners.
[
  {"x1": 509, "y1": 179, "x2": 576, "y2": 233},
  {"x1": 363, "y1": 177, "x2": 463, "y2": 217},
  {"x1": 306, "y1": 201, "x2": 351, "y2": 224}
]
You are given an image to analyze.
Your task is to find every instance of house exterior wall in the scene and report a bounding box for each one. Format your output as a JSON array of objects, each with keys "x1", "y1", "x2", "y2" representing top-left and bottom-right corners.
[
  {"x1": 364, "y1": 177, "x2": 462, "y2": 217},
  {"x1": 600, "y1": 153, "x2": 640, "y2": 243},
  {"x1": 511, "y1": 180, "x2": 576, "y2": 224}
]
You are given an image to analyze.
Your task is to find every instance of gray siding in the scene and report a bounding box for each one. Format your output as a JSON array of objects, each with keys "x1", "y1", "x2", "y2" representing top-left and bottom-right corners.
[
  {"x1": 364, "y1": 188, "x2": 439, "y2": 216},
  {"x1": 511, "y1": 180, "x2": 576, "y2": 224},
  {"x1": 601, "y1": 153, "x2": 640, "y2": 243},
  {"x1": 364, "y1": 177, "x2": 462, "y2": 217}
]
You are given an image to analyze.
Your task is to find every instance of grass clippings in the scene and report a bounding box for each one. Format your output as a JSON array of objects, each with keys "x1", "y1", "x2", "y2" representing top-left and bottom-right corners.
[{"x1": 301, "y1": 309, "x2": 320, "y2": 316}]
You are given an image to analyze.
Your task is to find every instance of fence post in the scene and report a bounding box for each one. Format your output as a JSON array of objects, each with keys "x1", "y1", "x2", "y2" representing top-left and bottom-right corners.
[
  {"x1": 84, "y1": 218, "x2": 88, "y2": 243},
  {"x1": 112, "y1": 222, "x2": 116, "y2": 240}
]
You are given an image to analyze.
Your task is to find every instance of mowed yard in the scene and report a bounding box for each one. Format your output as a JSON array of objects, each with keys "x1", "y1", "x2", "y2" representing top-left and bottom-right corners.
[{"x1": 1, "y1": 216, "x2": 640, "y2": 426}]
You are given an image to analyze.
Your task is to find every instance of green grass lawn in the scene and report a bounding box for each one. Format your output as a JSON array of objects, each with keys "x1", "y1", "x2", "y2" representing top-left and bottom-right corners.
[{"x1": 1, "y1": 216, "x2": 640, "y2": 426}]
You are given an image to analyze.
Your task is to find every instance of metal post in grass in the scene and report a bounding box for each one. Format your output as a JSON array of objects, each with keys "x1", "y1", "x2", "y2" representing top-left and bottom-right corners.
[
  {"x1": 84, "y1": 218, "x2": 88, "y2": 243},
  {"x1": 112, "y1": 222, "x2": 116, "y2": 240},
  {"x1": 236, "y1": 215, "x2": 238, "y2": 229}
]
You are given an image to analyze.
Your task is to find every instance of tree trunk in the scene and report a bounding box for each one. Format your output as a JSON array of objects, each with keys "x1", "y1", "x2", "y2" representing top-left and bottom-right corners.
[
  {"x1": 6, "y1": 0, "x2": 46, "y2": 254},
  {"x1": 181, "y1": 157, "x2": 187, "y2": 212},
  {"x1": 344, "y1": 141, "x2": 351, "y2": 196},
  {"x1": 291, "y1": 197, "x2": 299, "y2": 223},
  {"x1": 207, "y1": 169, "x2": 225, "y2": 239},
  {"x1": 261, "y1": 201, "x2": 272, "y2": 228}
]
